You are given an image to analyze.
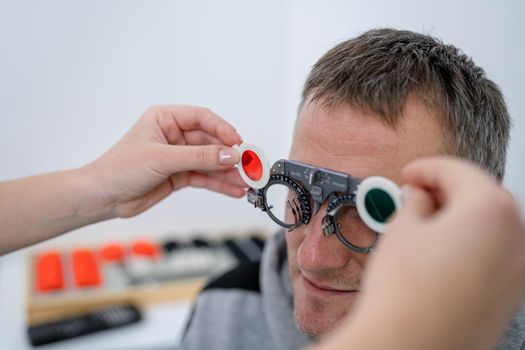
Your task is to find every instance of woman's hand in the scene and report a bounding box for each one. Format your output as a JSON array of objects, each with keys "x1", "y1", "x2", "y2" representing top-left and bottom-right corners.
[
  {"x1": 84, "y1": 105, "x2": 247, "y2": 218},
  {"x1": 0, "y1": 105, "x2": 247, "y2": 254}
]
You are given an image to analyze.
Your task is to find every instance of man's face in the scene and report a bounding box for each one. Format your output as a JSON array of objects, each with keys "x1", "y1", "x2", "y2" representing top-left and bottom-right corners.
[{"x1": 287, "y1": 96, "x2": 448, "y2": 337}]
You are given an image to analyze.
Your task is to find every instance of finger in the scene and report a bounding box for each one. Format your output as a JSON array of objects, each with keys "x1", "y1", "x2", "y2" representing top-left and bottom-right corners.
[
  {"x1": 187, "y1": 173, "x2": 246, "y2": 198},
  {"x1": 155, "y1": 105, "x2": 243, "y2": 146},
  {"x1": 183, "y1": 130, "x2": 223, "y2": 146},
  {"x1": 195, "y1": 168, "x2": 248, "y2": 188},
  {"x1": 402, "y1": 156, "x2": 495, "y2": 205},
  {"x1": 168, "y1": 168, "x2": 247, "y2": 191},
  {"x1": 160, "y1": 144, "x2": 240, "y2": 173},
  {"x1": 397, "y1": 185, "x2": 437, "y2": 221}
]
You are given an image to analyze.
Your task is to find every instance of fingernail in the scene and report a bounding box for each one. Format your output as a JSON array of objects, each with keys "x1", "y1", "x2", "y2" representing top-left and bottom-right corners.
[
  {"x1": 219, "y1": 147, "x2": 240, "y2": 165},
  {"x1": 401, "y1": 185, "x2": 412, "y2": 203}
]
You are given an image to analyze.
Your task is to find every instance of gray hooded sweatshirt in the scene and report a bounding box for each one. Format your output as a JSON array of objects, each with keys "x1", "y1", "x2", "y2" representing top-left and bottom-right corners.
[{"x1": 180, "y1": 231, "x2": 525, "y2": 349}]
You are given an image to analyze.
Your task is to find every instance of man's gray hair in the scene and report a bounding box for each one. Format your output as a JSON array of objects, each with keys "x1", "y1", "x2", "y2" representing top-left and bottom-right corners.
[{"x1": 302, "y1": 28, "x2": 511, "y2": 180}]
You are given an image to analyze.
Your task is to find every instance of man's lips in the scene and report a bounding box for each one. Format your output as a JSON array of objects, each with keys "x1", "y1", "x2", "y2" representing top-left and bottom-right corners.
[{"x1": 301, "y1": 274, "x2": 359, "y2": 295}]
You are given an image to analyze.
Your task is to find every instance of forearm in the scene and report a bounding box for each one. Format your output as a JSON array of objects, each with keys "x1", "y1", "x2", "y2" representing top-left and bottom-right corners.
[{"x1": 0, "y1": 167, "x2": 113, "y2": 254}]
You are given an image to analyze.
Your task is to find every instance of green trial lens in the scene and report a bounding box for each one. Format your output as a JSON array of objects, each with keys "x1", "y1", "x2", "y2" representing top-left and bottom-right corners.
[
  {"x1": 364, "y1": 188, "x2": 396, "y2": 224},
  {"x1": 356, "y1": 176, "x2": 402, "y2": 234}
]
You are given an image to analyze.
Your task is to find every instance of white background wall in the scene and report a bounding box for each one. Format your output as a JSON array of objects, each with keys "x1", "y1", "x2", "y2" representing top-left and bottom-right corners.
[
  {"x1": 0, "y1": 0, "x2": 289, "y2": 249},
  {"x1": 0, "y1": 0, "x2": 523, "y2": 248}
]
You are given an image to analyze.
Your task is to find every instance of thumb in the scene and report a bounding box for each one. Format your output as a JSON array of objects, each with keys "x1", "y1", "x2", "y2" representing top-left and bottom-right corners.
[
  {"x1": 396, "y1": 185, "x2": 437, "y2": 222},
  {"x1": 160, "y1": 144, "x2": 240, "y2": 173}
]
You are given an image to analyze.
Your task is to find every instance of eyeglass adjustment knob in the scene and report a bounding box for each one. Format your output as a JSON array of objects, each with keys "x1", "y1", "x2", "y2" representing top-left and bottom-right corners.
[
  {"x1": 322, "y1": 215, "x2": 336, "y2": 237},
  {"x1": 310, "y1": 185, "x2": 323, "y2": 200},
  {"x1": 247, "y1": 189, "x2": 264, "y2": 209}
]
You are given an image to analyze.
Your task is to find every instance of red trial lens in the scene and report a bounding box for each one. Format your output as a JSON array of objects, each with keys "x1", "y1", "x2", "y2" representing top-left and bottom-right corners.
[
  {"x1": 235, "y1": 143, "x2": 270, "y2": 189},
  {"x1": 242, "y1": 150, "x2": 263, "y2": 181}
]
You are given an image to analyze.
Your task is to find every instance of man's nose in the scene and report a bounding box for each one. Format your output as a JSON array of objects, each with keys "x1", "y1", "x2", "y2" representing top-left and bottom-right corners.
[{"x1": 296, "y1": 206, "x2": 352, "y2": 272}]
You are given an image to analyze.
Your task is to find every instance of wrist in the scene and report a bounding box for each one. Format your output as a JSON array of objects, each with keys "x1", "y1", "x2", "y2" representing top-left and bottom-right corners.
[{"x1": 73, "y1": 163, "x2": 118, "y2": 223}]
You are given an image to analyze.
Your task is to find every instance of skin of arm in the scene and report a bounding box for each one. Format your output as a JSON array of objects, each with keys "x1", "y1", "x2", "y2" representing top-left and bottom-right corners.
[
  {"x1": 0, "y1": 168, "x2": 110, "y2": 254},
  {"x1": 311, "y1": 157, "x2": 525, "y2": 350},
  {"x1": 0, "y1": 105, "x2": 246, "y2": 255}
]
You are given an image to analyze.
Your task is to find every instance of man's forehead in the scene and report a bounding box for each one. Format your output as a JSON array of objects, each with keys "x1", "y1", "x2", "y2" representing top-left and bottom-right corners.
[
  {"x1": 290, "y1": 98, "x2": 447, "y2": 181},
  {"x1": 291, "y1": 102, "x2": 400, "y2": 177}
]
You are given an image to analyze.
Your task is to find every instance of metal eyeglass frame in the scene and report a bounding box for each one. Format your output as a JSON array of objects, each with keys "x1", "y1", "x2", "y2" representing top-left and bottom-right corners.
[{"x1": 246, "y1": 159, "x2": 379, "y2": 254}]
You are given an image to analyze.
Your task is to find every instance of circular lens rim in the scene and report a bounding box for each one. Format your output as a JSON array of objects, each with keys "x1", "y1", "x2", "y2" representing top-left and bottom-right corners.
[
  {"x1": 264, "y1": 183, "x2": 297, "y2": 228},
  {"x1": 325, "y1": 195, "x2": 378, "y2": 254},
  {"x1": 262, "y1": 175, "x2": 311, "y2": 230},
  {"x1": 355, "y1": 176, "x2": 402, "y2": 234},
  {"x1": 327, "y1": 202, "x2": 379, "y2": 254}
]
